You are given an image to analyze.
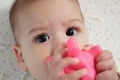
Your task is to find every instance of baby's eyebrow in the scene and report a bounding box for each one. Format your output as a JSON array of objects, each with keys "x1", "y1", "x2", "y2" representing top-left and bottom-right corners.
[
  {"x1": 67, "y1": 18, "x2": 83, "y2": 24},
  {"x1": 63, "y1": 18, "x2": 83, "y2": 26},
  {"x1": 28, "y1": 26, "x2": 47, "y2": 35},
  {"x1": 28, "y1": 18, "x2": 83, "y2": 35}
]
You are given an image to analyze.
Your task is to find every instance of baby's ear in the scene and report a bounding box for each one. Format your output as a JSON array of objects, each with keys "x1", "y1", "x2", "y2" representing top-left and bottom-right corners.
[{"x1": 13, "y1": 44, "x2": 28, "y2": 72}]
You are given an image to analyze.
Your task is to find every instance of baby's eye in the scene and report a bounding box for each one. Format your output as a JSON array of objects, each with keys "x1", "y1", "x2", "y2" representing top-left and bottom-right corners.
[
  {"x1": 66, "y1": 27, "x2": 77, "y2": 36},
  {"x1": 35, "y1": 33, "x2": 50, "y2": 43}
]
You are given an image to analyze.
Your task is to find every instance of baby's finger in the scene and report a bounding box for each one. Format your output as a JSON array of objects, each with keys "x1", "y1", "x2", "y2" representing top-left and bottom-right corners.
[
  {"x1": 96, "y1": 68, "x2": 118, "y2": 80},
  {"x1": 55, "y1": 57, "x2": 79, "y2": 70},
  {"x1": 96, "y1": 59, "x2": 115, "y2": 73},
  {"x1": 82, "y1": 44, "x2": 94, "y2": 51},
  {"x1": 50, "y1": 49, "x2": 67, "y2": 64},
  {"x1": 95, "y1": 50, "x2": 113, "y2": 63},
  {"x1": 60, "y1": 69, "x2": 87, "y2": 80},
  {"x1": 48, "y1": 57, "x2": 79, "y2": 78}
]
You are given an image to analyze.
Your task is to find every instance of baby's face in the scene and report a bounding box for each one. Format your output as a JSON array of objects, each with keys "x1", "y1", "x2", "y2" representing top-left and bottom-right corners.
[{"x1": 14, "y1": 0, "x2": 89, "y2": 79}]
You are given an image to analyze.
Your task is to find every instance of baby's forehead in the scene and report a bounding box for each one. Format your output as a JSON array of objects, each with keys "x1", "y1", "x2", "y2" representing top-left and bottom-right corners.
[
  {"x1": 17, "y1": 0, "x2": 83, "y2": 23},
  {"x1": 13, "y1": 0, "x2": 80, "y2": 24},
  {"x1": 10, "y1": 0, "x2": 82, "y2": 44}
]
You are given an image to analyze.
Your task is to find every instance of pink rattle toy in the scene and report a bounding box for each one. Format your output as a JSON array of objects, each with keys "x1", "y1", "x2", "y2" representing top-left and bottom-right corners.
[{"x1": 47, "y1": 38, "x2": 103, "y2": 80}]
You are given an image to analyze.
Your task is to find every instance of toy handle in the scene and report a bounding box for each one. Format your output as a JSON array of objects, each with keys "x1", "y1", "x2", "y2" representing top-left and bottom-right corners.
[{"x1": 89, "y1": 45, "x2": 103, "y2": 59}]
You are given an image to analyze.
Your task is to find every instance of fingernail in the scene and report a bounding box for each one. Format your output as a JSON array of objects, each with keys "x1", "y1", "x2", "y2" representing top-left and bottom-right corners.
[
  {"x1": 74, "y1": 58, "x2": 79, "y2": 63},
  {"x1": 83, "y1": 69, "x2": 87, "y2": 72}
]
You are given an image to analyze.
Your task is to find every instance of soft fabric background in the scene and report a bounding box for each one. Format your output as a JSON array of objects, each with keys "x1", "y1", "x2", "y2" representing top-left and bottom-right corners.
[{"x1": 0, "y1": 0, "x2": 120, "y2": 80}]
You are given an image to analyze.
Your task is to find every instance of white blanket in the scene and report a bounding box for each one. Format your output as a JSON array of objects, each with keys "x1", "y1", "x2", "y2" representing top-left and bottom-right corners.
[{"x1": 0, "y1": 0, "x2": 120, "y2": 80}]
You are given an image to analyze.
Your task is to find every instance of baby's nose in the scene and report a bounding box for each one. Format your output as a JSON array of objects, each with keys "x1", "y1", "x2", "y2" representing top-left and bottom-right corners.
[{"x1": 52, "y1": 37, "x2": 68, "y2": 55}]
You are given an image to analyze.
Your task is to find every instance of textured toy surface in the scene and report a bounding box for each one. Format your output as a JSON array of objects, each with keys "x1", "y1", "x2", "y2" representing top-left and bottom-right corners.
[{"x1": 47, "y1": 38, "x2": 103, "y2": 80}]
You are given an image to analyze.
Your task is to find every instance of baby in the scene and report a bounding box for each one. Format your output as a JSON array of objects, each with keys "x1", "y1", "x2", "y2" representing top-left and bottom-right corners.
[{"x1": 9, "y1": 0, "x2": 120, "y2": 80}]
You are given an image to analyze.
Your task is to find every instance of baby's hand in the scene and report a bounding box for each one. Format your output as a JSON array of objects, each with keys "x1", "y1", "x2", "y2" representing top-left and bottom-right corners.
[
  {"x1": 47, "y1": 50, "x2": 87, "y2": 80},
  {"x1": 95, "y1": 50, "x2": 120, "y2": 80}
]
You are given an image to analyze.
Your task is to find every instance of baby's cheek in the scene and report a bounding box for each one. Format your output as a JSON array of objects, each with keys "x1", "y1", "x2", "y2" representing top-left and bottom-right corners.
[
  {"x1": 77, "y1": 34, "x2": 89, "y2": 48},
  {"x1": 77, "y1": 39, "x2": 89, "y2": 49},
  {"x1": 25, "y1": 54, "x2": 48, "y2": 79},
  {"x1": 30, "y1": 46, "x2": 50, "y2": 59}
]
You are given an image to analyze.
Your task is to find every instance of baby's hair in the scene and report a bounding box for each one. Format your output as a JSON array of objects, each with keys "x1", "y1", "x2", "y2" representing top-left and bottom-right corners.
[
  {"x1": 9, "y1": 0, "x2": 35, "y2": 44},
  {"x1": 9, "y1": 0, "x2": 84, "y2": 44}
]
